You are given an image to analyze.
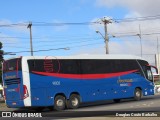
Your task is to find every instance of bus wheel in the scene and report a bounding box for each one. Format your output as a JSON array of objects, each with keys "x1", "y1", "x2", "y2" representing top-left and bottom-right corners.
[
  {"x1": 68, "y1": 94, "x2": 80, "y2": 109},
  {"x1": 134, "y1": 88, "x2": 142, "y2": 101},
  {"x1": 54, "y1": 95, "x2": 66, "y2": 111},
  {"x1": 113, "y1": 99, "x2": 121, "y2": 103}
]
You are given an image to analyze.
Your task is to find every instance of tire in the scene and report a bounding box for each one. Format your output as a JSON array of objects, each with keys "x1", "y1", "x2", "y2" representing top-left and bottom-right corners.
[
  {"x1": 54, "y1": 95, "x2": 66, "y2": 111},
  {"x1": 134, "y1": 88, "x2": 142, "y2": 101},
  {"x1": 113, "y1": 99, "x2": 121, "y2": 103},
  {"x1": 68, "y1": 94, "x2": 80, "y2": 109}
]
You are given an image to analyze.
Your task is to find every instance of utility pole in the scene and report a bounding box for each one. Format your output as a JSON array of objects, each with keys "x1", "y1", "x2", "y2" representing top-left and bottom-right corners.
[
  {"x1": 100, "y1": 17, "x2": 112, "y2": 54},
  {"x1": 27, "y1": 22, "x2": 33, "y2": 56},
  {"x1": 139, "y1": 24, "x2": 142, "y2": 57},
  {"x1": 157, "y1": 37, "x2": 159, "y2": 75}
]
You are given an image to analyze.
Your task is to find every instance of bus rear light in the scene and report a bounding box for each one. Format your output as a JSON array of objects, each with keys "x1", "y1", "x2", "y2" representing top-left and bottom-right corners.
[{"x1": 23, "y1": 85, "x2": 29, "y2": 99}]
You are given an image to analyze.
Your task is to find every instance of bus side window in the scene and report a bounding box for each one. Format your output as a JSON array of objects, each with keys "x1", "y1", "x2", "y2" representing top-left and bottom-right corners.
[{"x1": 60, "y1": 60, "x2": 79, "y2": 74}]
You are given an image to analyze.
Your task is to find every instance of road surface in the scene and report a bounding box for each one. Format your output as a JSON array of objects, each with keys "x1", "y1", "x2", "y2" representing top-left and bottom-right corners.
[{"x1": 0, "y1": 93, "x2": 160, "y2": 119}]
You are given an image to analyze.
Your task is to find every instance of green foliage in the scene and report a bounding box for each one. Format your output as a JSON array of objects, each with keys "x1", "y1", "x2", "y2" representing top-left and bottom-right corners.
[
  {"x1": 0, "y1": 64, "x2": 1, "y2": 83},
  {"x1": 0, "y1": 42, "x2": 3, "y2": 83},
  {"x1": 0, "y1": 50, "x2": 4, "y2": 62},
  {"x1": 0, "y1": 42, "x2": 2, "y2": 49},
  {"x1": 155, "y1": 81, "x2": 160, "y2": 85}
]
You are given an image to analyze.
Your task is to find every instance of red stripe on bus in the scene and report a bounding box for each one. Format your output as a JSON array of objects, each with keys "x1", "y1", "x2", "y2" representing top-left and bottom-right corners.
[{"x1": 32, "y1": 69, "x2": 138, "y2": 80}]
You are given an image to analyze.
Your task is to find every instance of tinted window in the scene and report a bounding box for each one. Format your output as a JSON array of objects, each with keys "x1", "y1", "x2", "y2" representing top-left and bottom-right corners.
[
  {"x1": 3, "y1": 58, "x2": 21, "y2": 73},
  {"x1": 28, "y1": 59, "x2": 143, "y2": 75},
  {"x1": 81, "y1": 60, "x2": 142, "y2": 74},
  {"x1": 55, "y1": 60, "x2": 80, "y2": 74},
  {"x1": 28, "y1": 59, "x2": 80, "y2": 74},
  {"x1": 137, "y1": 60, "x2": 151, "y2": 78},
  {"x1": 142, "y1": 65, "x2": 153, "y2": 81}
]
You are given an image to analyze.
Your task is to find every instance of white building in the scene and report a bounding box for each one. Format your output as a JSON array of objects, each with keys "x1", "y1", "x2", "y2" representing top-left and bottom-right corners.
[{"x1": 155, "y1": 54, "x2": 160, "y2": 74}]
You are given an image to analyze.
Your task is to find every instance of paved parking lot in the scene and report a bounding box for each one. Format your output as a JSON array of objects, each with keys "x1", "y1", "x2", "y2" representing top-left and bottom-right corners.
[{"x1": 0, "y1": 101, "x2": 18, "y2": 111}]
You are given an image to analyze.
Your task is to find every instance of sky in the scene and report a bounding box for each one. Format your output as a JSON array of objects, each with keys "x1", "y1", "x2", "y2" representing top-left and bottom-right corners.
[{"x1": 1, "y1": 0, "x2": 160, "y2": 65}]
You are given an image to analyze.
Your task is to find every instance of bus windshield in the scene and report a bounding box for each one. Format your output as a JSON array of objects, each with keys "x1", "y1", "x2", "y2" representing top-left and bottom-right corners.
[{"x1": 144, "y1": 65, "x2": 158, "y2": 82}]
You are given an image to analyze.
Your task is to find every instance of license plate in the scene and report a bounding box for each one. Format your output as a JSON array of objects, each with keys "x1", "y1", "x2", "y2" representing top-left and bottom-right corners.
[{"x1": 12, "y1": 102, "x2": 16, "y2": 105}]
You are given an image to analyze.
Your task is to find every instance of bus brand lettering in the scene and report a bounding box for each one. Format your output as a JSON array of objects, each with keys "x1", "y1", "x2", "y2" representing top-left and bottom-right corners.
[
  {"x1": 8, "y1": 89, "x2": 16, "y2": 92},
  {"x1": 5, "y1": 75, "x2": 16, "y2": 80},
  {"x1": 120, "y1": 83, "x2": 132, "y2": 86},
  {"x1": 119, "y1": 79, "x2": 133, "y2": 83}
]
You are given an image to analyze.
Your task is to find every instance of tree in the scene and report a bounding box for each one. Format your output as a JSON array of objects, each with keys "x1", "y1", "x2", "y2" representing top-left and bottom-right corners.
[
  {"x1": 0, "y1": 42, "x2": 3, "y2": 61},
  {"x1": 0, "y1": 64, "x2": 2, "y2": 84},
  {"x1": 0, "y1": 42, "x2": 4, "y2": 83}
]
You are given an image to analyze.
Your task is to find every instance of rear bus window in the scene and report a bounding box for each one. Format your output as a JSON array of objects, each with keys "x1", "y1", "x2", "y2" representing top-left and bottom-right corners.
[{"x1": 3, "y1": 58, "x2": 21, "y2": 73}]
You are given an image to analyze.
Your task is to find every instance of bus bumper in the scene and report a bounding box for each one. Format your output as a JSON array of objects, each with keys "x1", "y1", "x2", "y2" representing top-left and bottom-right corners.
[{"x1": 6, "y1": 100, "x2": 24, "y2": 108}]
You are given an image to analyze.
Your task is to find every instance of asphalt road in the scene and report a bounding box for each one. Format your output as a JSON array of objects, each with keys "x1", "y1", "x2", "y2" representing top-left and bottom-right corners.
[{"x1": 1, "y1": 94, "x2": 160, "y2": 119}]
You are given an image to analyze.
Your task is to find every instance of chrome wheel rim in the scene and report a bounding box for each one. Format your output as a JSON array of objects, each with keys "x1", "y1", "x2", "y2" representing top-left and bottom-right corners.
[
  {"x1": 71, "y1": 98, "x2": 78, "y2": 106},
  {"x1": 56, "y1": 99, "x2": 64, "y2": 107},
  {"x1": 136, "y1": 91, "x2": 141, "y2": 97}
]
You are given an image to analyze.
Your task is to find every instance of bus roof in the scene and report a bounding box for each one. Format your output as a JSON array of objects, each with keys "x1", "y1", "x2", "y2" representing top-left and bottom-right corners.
[{"x1": 5, "y1": 54, "x2": 145, "y2": 61}]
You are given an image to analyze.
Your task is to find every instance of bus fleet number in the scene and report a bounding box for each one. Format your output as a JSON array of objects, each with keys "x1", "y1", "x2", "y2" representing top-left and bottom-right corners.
[{"x1": 52, "y1": 81, "x2": 61, "y2": 86}]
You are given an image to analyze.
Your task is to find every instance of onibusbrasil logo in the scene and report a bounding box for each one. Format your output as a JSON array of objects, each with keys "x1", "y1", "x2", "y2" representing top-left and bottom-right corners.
[{"x1": 1, "y1": 112, "x2": 42, "y2": 117}]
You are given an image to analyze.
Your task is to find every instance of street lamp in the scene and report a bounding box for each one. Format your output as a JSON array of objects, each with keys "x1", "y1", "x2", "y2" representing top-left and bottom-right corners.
[
  {"x1": 96, "y1": 30, "x2": 106, "y2": 42},
  {"x1": 137, "y1": 33, "x2": 142, "y2": 57},
  {"x1": 27, "y1": 22, "x2": 33, "y2": 56},
  {"x1": 96, "y1": 30, "x2": 115, "y2": 54},
  {"x1": 96, "y1": 30, "x2": 109, "y2": 54}
]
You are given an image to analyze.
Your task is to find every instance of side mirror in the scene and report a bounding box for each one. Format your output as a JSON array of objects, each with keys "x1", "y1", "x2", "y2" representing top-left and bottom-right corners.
[{"x1": 146, "y1": 64, "x2": 158, "y2": 74}]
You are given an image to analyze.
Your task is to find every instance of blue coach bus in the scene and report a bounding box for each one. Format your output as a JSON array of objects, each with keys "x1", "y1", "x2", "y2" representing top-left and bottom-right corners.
[{"x1": 2, "y1": 55, "x2": 157, "y2": 111}]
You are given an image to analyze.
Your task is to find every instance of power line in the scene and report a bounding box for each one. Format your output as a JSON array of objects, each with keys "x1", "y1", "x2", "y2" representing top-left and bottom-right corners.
[
  {"x1": 2, "y1": 15, "x2": 160, "y2": 55},
  {"x1": 9, "y1": 42, "x2": 103, "y2": 54},
  {"x1": 2, "y1": 37, "x2": 102, "y2": 46},
  {"x1": 5, "y1": 38, "x2": 103, "y2": 51},
  {"x1": 114, "y1": 14, "x2": 160, "y2": 23},
  {"x1": 110, "y1": 32, "x2": 160, "y2": 38},
  {"x1": 34, "y1": 38, "x2": 100, "y2": 47},
  {"x1": 2, "y1": 31, "x2": 160, "y2": 45},
  {"x1": 0, "y1": 23, "x2": 28, "y2": 27},
  {"x1": 11, "y1": 47, "x2": 69, "y2": 53},
  {"x1": 33, "y1": 22, "x2": 96, "y2": 26},
  {"x1": 0, "y1": 22, "x2": 96, "y2": 27},
  {"x1": 1, "y1": 14, "x2": 160, "y2": 27},
  {"x1": 3, "y1": 32, "x2": 160, "y2": 49}
]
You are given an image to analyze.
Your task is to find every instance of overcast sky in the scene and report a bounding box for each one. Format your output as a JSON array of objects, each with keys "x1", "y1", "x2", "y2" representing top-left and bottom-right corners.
[{"x1": 0, "y1": 0, "x2": 160, "y2": 65}]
